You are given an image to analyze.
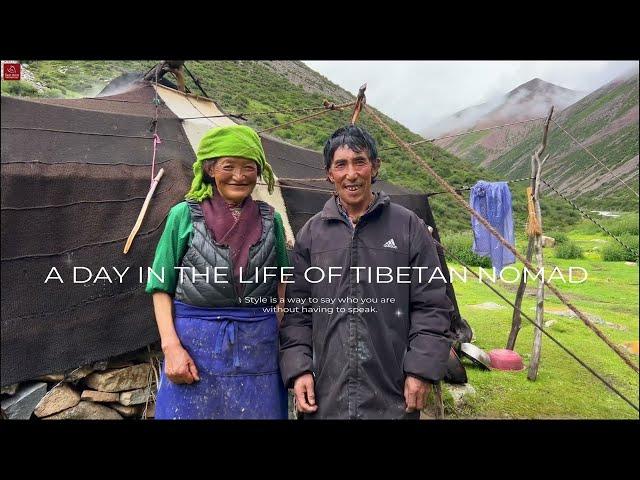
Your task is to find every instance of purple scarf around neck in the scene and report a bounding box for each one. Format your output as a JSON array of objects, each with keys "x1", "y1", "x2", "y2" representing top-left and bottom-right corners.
[{"x1": 200, "y1": 193, "x2": 263, "y2": 295}]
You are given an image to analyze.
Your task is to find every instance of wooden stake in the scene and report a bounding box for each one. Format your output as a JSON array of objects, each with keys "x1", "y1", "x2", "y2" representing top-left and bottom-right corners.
[
  {"x1": 528, "y1": 106, "x2": 553, "y2": 381},
  {"x1": 506, "y1": 236, "x2": 534, "y2": 350},
  {"x1": 123, "y1": 168, "x2": 165, "y2": 254},
  {"x1": 507, "y1": 150, "x2": 539, "y2": 350},
  {"x1": 434, "y1": 382, "x2": 445, "y2": 419}
]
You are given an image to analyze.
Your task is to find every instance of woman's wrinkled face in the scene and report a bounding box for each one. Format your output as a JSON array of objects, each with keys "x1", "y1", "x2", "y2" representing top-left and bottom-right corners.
[{"x1": 206, "y1": 156, "x2": 259, "y2": 205}]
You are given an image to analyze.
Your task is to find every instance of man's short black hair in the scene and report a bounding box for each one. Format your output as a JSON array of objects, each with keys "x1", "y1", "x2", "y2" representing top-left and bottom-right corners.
[{"x1": 323, "y1": 125, "x2": 380, "y2": 183}]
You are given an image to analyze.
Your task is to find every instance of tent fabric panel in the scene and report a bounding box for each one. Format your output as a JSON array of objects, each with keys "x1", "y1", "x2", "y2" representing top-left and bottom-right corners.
[
  {"x1": 1, "y1": 161, "x2": 190, "y2": 259},
  {"x1": 1, "y1": 95, "x2": 193, "y2": 168},
  {"x1": 25, "y1": 92, "x2": 176, "y2": 118}
]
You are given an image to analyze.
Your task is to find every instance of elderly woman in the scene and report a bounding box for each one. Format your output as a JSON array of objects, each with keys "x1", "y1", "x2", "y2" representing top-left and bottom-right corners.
[{"x1": 146, "y1": 125, "x2": 289, "y2": 419}]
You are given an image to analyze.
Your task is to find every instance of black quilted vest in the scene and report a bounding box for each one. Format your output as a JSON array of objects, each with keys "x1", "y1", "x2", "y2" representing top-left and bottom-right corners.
[{"x1": 174, "y1": 201, "x2": 279, "y2": 307}]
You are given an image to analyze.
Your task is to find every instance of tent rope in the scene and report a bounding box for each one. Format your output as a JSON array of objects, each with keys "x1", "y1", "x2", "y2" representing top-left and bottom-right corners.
[
  {"x1": 379, "y1": 115, "x2": 549, "y2": 152},
  {"x1": 2, "y1": 159, "x2": 173, "y2": 167},
  {"x1": 180, "y1": 105, "x2": 334, "y2": 120},
  {"x1": 551, "y1": 118, "x2": 639, "y2": 198},
  {"x1": 425, "y1": 176, "x2": 533, "y2": 197},
  {"x1": 183, "y1": 93, "x2": 216, "y2": 127},
  {"x1": 183, "y1": 64, "x2": 210, "y2": 98},
  {"x1": 432, "y1": 237, "x2": 639, "y2": 413},
  {"x1": 257, "y1": 181, "x2": 334, "y2": 194},
  {"x1": 257, "y1": 101, "x2": 355, "y2": 134},
  {"x1": 0, "y1": 183, "x2": 176, "y2": 210},
  {"x1": 1, "y1": 213, "x2": 170, "y2": 262},
  {"x1": 270, "y1": 155, "x2": 325, "y2": 171},
  {"x1": 541, "y1": 179, "x2": 639, "y2": 259},
  {"x1": 277, "y1": 177, "x2": 328, "y2": 181},
  {"x1": 82, "y1": 98, "x2": 341, "y2": 119},
  {"x1": 363, "y1": 103, "x2": 639, "y2": 373},
  {"x1": 150, "y1": 73, "x2": 161, "y2": 184}
]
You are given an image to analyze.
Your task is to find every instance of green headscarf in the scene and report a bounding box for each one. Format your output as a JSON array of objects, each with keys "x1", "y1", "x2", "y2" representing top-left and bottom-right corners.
[{"x1": 185, "y1": 125, "x2": 275, "y2": 202}]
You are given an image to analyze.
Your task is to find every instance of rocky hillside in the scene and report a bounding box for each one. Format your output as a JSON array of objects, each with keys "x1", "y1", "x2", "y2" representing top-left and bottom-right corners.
[
  {"x1": 430, "y1": 74, "x2": 639, "y2": 211},
  {"x1": 428, "y1": 78, "x2": 585, "y2": 165},
  {"x1": 490, "y1": 74, "x2": 638, "y2": 211}
]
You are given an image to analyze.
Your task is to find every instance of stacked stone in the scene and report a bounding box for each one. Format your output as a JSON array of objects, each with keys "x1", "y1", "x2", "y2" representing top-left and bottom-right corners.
[{"x1": 1, "y1": 347, "x2": 161, "y2": 420}]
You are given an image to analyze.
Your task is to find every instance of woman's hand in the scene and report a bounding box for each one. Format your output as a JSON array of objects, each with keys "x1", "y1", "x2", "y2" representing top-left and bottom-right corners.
[{"x1": 163, "y1": 343, "x2": 200, "y2": 384}]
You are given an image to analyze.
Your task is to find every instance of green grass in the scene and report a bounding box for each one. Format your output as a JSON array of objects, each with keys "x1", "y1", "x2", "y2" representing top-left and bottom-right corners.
[
  {"x1": 602, "y1": 235, "x2": 639, "y2": 262},
  {"x1": 488, "y1": 75, "x2": 639, "y2": 212},
  {"x1": 440, "y1": 232, "x2": 492, "y2": 267},
  {"x1": 452, "y1": 129, "x2": 491, "y2": 152},
  {"x1": 555, "y1": 241, "x2": 584, "y2": 259},
  {"x1": 1, "y1": 80, "x2": 39, "y2": 96},
  {"x1": 444, "y1": 217, "x2": 639, "y2": 418},
  {"x1": 547, "y1": 232, "x2": 569, "y2": 244},
  {"x1": 576, "y1": 212, "x2": 639, "y2": 236}
]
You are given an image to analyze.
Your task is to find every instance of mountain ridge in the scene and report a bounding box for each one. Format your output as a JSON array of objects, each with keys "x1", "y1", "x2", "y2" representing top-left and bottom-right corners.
[{"x1": 431, "y1": 73, "x2": 638, "y2": 210}]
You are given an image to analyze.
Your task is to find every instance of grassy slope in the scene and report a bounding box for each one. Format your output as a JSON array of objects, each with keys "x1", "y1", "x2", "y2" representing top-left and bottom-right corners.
[
  {"x1": 491, "y1": 76, "x2": 639, "y2": 212},
  {"x1": 439, "y1": 75, "x2": 638, "y2": 212},
  {"x1": 4, "y1": 60, "x2": 581, "y2": 233},
  {"x1": 445, "y1": 213, "x2": 639, "y2": 419}
]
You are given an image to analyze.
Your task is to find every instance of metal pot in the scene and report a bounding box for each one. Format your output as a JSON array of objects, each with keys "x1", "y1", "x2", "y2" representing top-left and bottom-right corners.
[{"x1": 460, "y1": 342, "x2": 492, "y2": 370}]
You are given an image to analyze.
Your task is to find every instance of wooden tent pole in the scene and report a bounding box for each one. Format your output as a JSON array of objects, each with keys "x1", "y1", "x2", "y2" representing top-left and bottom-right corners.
[
  {"x1": 123, "y1": 168, "x2": 165, "y2": 254},
  {"x1": 507, "y1": 161, "x2": 537, "y2": 349},
  {"x1": 434, "y1": 382, "x2": 445, "y2": 419},
  {"x1": 351, "y1": 84, "x2": 367, "y2": 125},
  {"x1": 528, "y1": 106, "x2": 554, "y2": 381}
]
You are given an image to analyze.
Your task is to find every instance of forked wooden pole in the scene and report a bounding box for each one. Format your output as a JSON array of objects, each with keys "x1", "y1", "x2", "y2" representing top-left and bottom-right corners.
[
  {"x1": 351, "y1": 84, "x2": 367, "y2": 125},
  {"x1": 528, "y1": 106, "x2": 554, "y2": 380}
]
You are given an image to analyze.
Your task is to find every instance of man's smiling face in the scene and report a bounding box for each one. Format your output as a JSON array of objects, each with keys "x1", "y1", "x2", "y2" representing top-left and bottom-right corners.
[{"x1": 328, "y1": 146, "x2": 379, "y2": 212}]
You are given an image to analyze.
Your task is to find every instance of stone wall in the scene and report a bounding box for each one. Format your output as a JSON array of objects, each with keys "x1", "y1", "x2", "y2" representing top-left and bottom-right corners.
[{"x1": 1, "y1": 345, "x2": 160, "y2": 420}]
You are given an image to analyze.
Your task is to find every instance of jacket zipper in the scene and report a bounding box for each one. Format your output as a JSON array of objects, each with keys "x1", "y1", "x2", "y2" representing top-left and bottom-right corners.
[{"x1": 350, "y1": 220, "x2": 358, "y2": 419}]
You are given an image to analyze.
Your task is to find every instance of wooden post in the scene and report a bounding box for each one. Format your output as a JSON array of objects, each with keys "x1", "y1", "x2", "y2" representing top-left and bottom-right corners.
[
  {"x1": 507, "y1": 160, "x2": 537, "y2": 349},
  {"x1": 351, "y1": 84, "x2": 367, "y2": 125},
  {"x1": 527, "y1": 106, "x2": 554, "y2": 381},
  {"x1": 434, "y1": 382, "x2": 445, "y2": 419}
]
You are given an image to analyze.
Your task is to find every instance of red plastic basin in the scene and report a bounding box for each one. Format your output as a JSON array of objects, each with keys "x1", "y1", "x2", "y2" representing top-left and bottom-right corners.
[{"x1": 489, "y1": 349, "x2": 524, "y2": 371}]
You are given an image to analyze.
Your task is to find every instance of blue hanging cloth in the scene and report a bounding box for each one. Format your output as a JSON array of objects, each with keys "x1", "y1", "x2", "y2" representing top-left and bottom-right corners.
[{"x1": 469, "y1": 181, "x2": 515, "y2": 273}]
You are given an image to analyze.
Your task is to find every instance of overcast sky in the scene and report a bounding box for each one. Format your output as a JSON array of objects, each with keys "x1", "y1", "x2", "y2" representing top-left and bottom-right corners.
[{"x1": 303, "y1": 61, "x2": 639, "y2": 134}]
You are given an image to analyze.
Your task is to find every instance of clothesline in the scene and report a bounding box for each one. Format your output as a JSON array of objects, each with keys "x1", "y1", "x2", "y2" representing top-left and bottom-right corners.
[{"x1": 426, "y1": 176, "x2": 533, "y2": 197}]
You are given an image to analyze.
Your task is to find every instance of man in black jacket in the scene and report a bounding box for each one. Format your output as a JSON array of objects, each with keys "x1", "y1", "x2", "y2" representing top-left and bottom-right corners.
[{"x1": 279, "y1": 125, "x2": 453, "y2": 419}]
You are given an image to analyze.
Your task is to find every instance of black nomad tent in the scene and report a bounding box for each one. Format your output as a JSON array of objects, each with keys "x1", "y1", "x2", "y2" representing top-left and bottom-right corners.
[{"x1": 1, "y1": 74, "x2": 469, "y2": 387}]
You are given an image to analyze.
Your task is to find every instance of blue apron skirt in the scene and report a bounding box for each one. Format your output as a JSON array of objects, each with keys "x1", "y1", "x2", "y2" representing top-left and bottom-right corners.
[{"x1": 155, "y1": 301, "x2": 288, "y2": 419}]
